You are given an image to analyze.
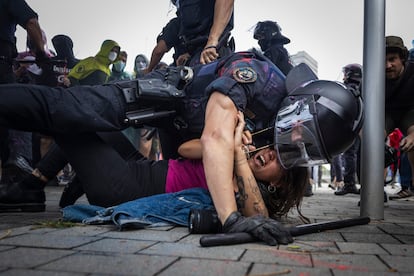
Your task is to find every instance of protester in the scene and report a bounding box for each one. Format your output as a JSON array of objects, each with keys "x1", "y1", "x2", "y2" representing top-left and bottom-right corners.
[
  {"x1": 64, "y1": 39, "x2": 120, "y2": 86},
  {"x1": 109, "y1": 51, "x2": 131, "y2": 82},
  {"x1": 384, "y1": 36, "x2": 414, "y2": 196}
]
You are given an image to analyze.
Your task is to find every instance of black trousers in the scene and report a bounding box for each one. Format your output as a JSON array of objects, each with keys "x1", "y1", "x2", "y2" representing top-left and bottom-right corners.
[{"x1": 0, "y1": 83, "x2": 167, "y2": 207}]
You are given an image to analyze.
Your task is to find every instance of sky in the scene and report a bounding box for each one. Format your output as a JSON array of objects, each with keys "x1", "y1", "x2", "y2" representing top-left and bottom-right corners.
[{"x1": 16, "y1": 0, "x2": 414, "y2": 81}]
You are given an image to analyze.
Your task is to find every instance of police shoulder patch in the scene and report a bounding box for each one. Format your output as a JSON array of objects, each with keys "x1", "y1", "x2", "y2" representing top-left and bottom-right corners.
[{"x1": 233, "y1": 67, "x2": 257, "y2": 83}]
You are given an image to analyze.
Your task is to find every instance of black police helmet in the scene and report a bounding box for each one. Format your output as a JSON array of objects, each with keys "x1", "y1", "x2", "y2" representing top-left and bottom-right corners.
[
  {"x1": 343, "y1": 63, "x2": 362, "y2": 84},
  {"x1": 253, "y1": 21, "x2": 290, "y2": 45},
  {"x1": 288, "y1": 80, "x2": 364, "y2": 161}
]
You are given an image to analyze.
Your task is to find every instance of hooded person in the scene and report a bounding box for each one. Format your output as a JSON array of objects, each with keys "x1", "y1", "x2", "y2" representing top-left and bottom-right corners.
[
  {"x1": 47, "y1": 34, "x2": 80, "y2": 88},
  {"x1": 109, "y1": 51, "x2": 131, "y2": 82},
  {"x1": 51, "y1": 34, "x2": 79, "y2": 69},
  {"x1": 133, "y1": 54, "x2": 149, "y2": 78},
  {"x1": 65, "y1": 39, "x2": 120, "y2": 86}
]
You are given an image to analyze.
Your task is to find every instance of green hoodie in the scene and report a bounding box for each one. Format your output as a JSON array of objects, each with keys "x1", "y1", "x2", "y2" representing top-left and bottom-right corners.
[{"x1": 68, "y1": 39, "x2": 120, "y2": 84}]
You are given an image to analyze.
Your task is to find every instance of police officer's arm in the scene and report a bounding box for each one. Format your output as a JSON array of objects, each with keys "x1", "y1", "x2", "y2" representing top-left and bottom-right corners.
[
  {"x1": 145, "y1": 40, "x2": 170, "y2": 74},
  {"x1": 25, "y1": 18, "x2": 46, "y2": 57},
  {"x1": 233, "y1": 112, "x2": 269, "y2": 217},
  {"x1": 200, "y1": 0, "x2": 234, "y2": 64}
]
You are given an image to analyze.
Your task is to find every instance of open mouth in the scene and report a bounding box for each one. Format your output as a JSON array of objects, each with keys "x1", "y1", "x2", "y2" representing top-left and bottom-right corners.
[{"x1": 256, "y1": 154, "x2": 266, "y2": 166}]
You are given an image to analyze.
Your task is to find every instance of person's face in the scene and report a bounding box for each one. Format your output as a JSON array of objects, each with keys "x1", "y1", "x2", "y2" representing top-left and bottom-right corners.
[
  {"x1": 386, "y1": 52, "x2": 404, "y2": 80},
  {"x1": 119, "y1": 53, "x2": 127, "y2": 63},
  {"x1": 247, "y1": 148, "x2": 285, "y2": 183}
]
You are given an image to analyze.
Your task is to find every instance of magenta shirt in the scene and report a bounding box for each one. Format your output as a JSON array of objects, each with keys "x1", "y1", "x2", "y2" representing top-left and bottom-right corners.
[{"x1": 165, "y1": 159, "x2": 208, "y2": 193}]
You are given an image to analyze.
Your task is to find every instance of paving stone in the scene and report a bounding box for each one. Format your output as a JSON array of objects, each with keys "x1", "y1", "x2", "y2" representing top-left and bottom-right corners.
[
  {"x1": 0, "y1": 247, "x2": 73, "y2": 268},
  {"x1": 158, "y1": 258, "x2": 250, "y2": 276},
  {"x1": 52, "y1": 225, "x2": 111, "y2": 237},
  {"x1": 75, "y1": 238, "x2": 156, "y2": 253},
  {"x1": 381, "y1": 243, "x2": 414, "y2": 256},
  {"x1": 380, "y1": 255, "x2": 414, "y2": 273},
  {"x1": 0, "y1": 268, "x2": 84, "y2": 276},
  {"x1": 336, "y1": 242, "x2": 389, "y2": 255},
  {"x1": 250, "y1": 263, "x2": 331, "y2": 275},
  {"x1": 293, "y1": 231, "x2": 344, "y2": 242},
  {"x1": 311, "y1": 254, "x2": 388, "y2": 272},
  {"x1": 0, "y1": 245, "x2": 13, "y2": 252},
  {"x1": 341, "y1": 232, "x2": 401, "y2": 243},
  {"x1": 39, "y1": 252, "x2": 177, "y2": 275},
  {"x1": 0, "y1": 233, "x2": 101, "y2": 249},
  {"x1": 241, "y1": 247, "x2": 312, "y2": 267},
  {"x1": 140, "y1": 242, "x2": 244, "y2": 260},
  {"x1": 98, "y1": 228, "x2": 188, "y2": 242}
]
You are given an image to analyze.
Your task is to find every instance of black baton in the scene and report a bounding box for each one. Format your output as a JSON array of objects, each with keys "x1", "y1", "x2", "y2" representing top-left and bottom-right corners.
[{"x1": 199, "y1": 216, "x2": 370, "y2": 247}]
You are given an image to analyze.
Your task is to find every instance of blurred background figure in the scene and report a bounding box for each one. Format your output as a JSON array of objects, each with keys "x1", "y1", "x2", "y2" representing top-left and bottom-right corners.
[
  {"x1": 109, "y1": 50, "x2": 131, "y2": 82},
  {"x1": 253, "y1": 20, "x2": 293, "y2": 75},
  {"x1": 334, "y1": 63, "x2": 362, "y2": 196},
  {"x1": 133, "y1": 54, "x2": 149, "y2": 78},
  {"x1": 64, "y1": 39, "x2": 120, "y2": 86}
]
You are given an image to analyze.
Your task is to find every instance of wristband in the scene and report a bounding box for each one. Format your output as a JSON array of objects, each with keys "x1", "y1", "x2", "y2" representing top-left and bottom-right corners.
[{"x1": 203, "y1": 45, "x2": 217, "y2": 51}]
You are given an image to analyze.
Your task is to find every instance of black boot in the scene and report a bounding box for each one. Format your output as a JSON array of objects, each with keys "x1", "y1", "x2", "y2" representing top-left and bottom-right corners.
[
  {"x1": 0, "y1": 155, "x2": 33, "y2": 186},
  {"x1": 334, "y1": 183, "x2": 360, "y2": 195},
  {"x1": 0, "y1": 174, "x2": 45, "y2": 212},
  {"x1": 59, "y1": 176, "x2": 84, "y2": 208}
]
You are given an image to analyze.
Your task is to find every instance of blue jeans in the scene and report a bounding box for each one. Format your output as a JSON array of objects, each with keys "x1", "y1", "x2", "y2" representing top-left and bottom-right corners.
[{"x1": 62, "y1": 188, "x2": 214, "y2": 229}]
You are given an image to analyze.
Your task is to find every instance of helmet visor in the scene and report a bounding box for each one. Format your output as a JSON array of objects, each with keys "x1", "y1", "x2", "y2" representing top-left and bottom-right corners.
[{"x1": 274, "y1": 96, "x2": 328, "y2": 169}]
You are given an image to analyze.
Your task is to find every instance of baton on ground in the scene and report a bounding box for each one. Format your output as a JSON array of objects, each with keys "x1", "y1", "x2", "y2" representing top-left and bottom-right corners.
[{"x1": 199, "y1": 216, "x2": 370, "y2": 247}]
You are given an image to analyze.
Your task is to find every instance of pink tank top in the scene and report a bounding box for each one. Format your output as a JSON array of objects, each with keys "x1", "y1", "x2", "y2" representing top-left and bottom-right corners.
[{"x1": 165, "y1": 159, "x2": 208, "y2": 193}]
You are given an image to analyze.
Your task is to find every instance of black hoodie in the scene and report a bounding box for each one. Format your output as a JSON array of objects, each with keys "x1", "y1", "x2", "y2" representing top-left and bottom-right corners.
[{"x1": 50, "y1": 34, "x2": 80, "y2": 86}]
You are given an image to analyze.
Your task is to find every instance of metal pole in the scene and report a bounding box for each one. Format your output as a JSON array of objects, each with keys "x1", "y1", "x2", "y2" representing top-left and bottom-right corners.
[{"x1": 360, "y1": 0, "x2": 386, "y2": 219}]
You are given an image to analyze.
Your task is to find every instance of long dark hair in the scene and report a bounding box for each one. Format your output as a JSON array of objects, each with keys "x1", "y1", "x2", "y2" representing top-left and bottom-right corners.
[{"x1": 259, "y1": 166, "x2": 309, "y2": 223}]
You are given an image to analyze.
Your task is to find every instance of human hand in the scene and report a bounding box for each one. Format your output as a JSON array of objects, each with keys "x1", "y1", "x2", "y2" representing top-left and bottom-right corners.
[
  {"x1": 200, "y1": 45, "x2": 219, "y2": 64},
  {"x1": 62, "y1": 76, "x2": 71, "y2": 87},
  {"x1": 235, "y1": 112, "x2": 253, "y2": 158},
  {"x1": 176, "y1": 53, "x2": 191, "y2": 66},
  {"x1": 400, "y1": 133, "x2": 414, "y2": 152},
  {"x1": 222, "y1": 211, "x2": 293, "y2": 246}
]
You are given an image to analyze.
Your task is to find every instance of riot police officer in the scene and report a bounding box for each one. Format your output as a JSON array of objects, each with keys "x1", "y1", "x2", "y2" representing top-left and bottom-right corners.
[{"x1": 253, "y1": 20, "x2": 293, "y2": 75}]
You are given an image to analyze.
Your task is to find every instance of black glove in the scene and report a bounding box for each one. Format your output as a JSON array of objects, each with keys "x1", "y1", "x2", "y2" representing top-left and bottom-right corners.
[{"x1": 222, "y1": 211, "x2": 293, "y2": 246}]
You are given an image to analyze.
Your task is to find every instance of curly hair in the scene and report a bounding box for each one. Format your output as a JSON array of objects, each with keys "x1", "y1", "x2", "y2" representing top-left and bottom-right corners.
[{"x1": 258, "y1": 166, "x2": 309, "y2": 222}]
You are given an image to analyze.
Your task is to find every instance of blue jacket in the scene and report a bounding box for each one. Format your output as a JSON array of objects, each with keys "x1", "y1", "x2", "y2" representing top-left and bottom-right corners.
[{"x1": 62, "y1": 188, "x2": 214, "y2": 230}]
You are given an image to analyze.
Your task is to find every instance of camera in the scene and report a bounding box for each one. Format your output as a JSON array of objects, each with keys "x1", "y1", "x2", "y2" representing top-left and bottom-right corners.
[{"x1": 188, "y1": 209, "x2": 222, "y2": 234}]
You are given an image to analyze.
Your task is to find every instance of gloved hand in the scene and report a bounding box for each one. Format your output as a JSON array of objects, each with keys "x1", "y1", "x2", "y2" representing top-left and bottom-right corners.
[{"x1": 222, "y1": 211, "x2": 293, "y2": 246}]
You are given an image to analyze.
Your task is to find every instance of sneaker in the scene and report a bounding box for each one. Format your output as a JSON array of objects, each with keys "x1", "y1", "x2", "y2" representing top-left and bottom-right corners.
[
  {"x1": 59, "y1": 176, "x2": 84, "y2": 208},
  {"x1": 389, "y1": 189, "x2": 414, "y2": 200},
  {"x1": 0, "y1": 181, "x2": 45, "y2": 212},
  {"x1": 334, "y1": 184, "x2": 360, "y2": 195}
]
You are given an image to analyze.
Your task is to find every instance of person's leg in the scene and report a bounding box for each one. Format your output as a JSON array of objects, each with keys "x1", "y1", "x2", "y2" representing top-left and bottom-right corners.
[
  {"x1": 343, "y1": 137, "x2": 360, "y2": 185},
  {"x1": 390, "y1": 152, "x2": 413, "y2": 199},
  {"x1": 0, "y1": 84, "x2": 127, "y2": 134},
  {"x1": 54, "y1": 132, "x2": 166, "y2": 207},
  {"x1": 335, "y1": 148, "x2": 359, "y2": 196}
]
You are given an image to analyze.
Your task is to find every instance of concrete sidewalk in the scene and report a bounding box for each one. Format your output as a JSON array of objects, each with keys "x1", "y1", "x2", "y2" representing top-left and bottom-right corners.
[{"x1": 0, "y1": 184, "x2": 414, "y2": 275}]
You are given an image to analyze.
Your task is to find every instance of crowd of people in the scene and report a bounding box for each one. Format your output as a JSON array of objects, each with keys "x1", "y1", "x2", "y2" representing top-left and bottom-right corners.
[{"x1": 0, "y1": 0, "x2": 411, "y2": 246}]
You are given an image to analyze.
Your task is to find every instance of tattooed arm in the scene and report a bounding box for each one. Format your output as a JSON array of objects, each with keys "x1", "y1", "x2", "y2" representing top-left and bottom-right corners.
[{"x1": 233, "y1": 111, "x2": 269, "y2": 217}]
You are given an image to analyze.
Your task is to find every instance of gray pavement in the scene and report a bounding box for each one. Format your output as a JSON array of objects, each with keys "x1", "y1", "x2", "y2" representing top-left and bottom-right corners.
[{"x1": 1, "y1": 183, "x2": 414, "y2": 275}]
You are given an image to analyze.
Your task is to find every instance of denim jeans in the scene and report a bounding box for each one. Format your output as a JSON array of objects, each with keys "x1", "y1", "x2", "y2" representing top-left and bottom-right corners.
[{"x1": 62, "y1": 187, "x2": 214, "y2": 229}]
